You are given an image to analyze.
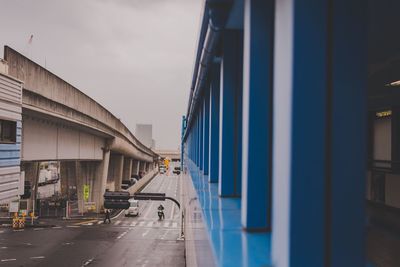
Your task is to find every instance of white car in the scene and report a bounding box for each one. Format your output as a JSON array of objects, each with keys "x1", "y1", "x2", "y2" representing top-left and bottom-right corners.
[{"x1": 125, "y1": 199, "x2": 139, "y2": 216}]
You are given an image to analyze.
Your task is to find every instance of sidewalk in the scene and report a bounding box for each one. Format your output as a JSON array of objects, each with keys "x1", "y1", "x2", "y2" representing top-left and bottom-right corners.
[{"x1": 367, "y1": 202, "x2": 400, "y2": 267}]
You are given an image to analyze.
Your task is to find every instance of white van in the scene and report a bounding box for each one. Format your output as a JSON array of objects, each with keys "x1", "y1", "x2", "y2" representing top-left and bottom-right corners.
[{"x1": 125, "y1": 199, "x2": 139, "y2": 216}]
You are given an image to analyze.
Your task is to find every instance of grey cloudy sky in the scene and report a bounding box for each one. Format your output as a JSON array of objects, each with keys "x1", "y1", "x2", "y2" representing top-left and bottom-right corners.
[{"x1": 0, "y1": 0, "x2": 203, "y2": 150}]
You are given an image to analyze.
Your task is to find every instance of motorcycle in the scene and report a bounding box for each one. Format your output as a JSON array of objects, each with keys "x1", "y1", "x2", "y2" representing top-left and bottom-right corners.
[{"x1": 158, "y1": 210, "x2": 164, "y2": 220}]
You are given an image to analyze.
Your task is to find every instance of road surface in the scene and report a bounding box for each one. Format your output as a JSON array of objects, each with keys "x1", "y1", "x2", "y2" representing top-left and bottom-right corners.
[{"x1": 0, "y1": 169, "x2": 183, "y2": 267}]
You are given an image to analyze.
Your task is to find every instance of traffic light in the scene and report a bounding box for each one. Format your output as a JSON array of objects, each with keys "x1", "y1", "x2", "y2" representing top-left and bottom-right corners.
[
  {"x1": 21, "y1": 181, "x2": 31, "y2": 199},
  {"x1": 103, "y1": 191, "x2": 130, "y2": 209}
]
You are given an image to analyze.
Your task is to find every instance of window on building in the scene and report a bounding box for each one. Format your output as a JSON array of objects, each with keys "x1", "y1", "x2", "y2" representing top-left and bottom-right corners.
[{"x1": 0, "y1": 120, "x2": 17, "y2": 143}]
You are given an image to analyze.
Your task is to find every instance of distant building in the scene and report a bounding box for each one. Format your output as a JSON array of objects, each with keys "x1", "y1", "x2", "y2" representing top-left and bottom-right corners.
[
  {"x1": 0, "y1": 59, "x2": 23, "y2": 205},
  {"x1": 135, "y1": 124, "x2": 154, "y2": 149}
]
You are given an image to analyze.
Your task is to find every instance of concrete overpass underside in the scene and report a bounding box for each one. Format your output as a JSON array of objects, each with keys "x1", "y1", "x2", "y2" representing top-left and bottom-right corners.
[{"x1": 4, "y1": 46, "x2": 158, "y2": 213}]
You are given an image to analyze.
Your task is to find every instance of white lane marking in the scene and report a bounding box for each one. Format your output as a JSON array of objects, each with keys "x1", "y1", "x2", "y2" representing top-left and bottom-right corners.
[
  {"x1": 30, "y1": 256, "x2": 45, "y2": 259},
  {"x1": 141, "y1": 229, "x2": 150, "y2": 237},
  {"x1": 114, "y1": 220, "x2": 121, "y2": 226},
  {"x1": 25, "y1": 243, "x2": 32, "y2": 246},
  {"x1": 81, "y1": 258, "x2": 94, "y2": 266},
  {"x1": 67, "y1": 225, "x2": 80, "y2": 228},
  {"x1": 138, "y1": 221, "x2": 145, "y2": 226},
  {"x1": 52, "y1": 226, "x2": 62, "y2": 229},
  {"x1": 160, "y1": 229, "x2": 170, "y2": 240},
  {"x1": 1, "y1": 259, "x2": 16, "y2": 262},
  {"x1": 0, "y1": 231, "x2": 4, "y2": 233},
  {"x1": 116, "y1": 231, "x2": 128, "y2": 240},
  {"x1": 34, "y1": 228, "x2": 44, "y2": 231},
  {"x1": 13, "y1": 229, "x2": 24, "y2": 232},
  {"x1": 63, "y1": 242, "x2": 74, "y2": 245},
  {"x1": 1, "y1": 247, "x2": 7, "y2": 249},
  {"x1": 172, "y1": 222, "x2": 178, "y2": 228},
  {"x1": 83, "y1": 223, "x2": 93, "y2": 226},
  {"x1": 130, "y1": 221, "x2": 137, "y2": 227},
  {"x1": 146, "y1": 221, "x2": 153, "y2": 227}
]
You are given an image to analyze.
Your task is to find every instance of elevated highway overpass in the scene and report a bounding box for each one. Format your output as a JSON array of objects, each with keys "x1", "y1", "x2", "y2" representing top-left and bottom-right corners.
[{"x1": 4, "y1": 46, "x2": 158, "y2": 213}]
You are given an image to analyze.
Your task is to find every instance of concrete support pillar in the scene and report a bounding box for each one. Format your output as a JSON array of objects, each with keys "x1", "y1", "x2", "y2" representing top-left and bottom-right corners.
[
  {"x1": 132, "y1": 160, "x2": 140, "y2": 175},
  {"x1": 93, "y1": 149, "x2": 110, "y2": 212},
  {"x1": 75, "y1": 161, "x2": 84, "y2": 213},
  {"x1": 114, "y1": 155, "x2": 124, "y2": 191},
  {"x1": 218, "y1": 30, "x2": 243, "y2": 197},
  {"x1": 122, "y1": 157, "x2": 133, "y2": 179},
  {"x1": 21, "y1": 162, "x2": 40, "y2": 211}
]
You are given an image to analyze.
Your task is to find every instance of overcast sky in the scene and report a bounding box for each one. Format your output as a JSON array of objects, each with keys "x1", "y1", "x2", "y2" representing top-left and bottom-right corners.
[{"x1": 0, "y1": 0, "x2": 203, "y2": 150}]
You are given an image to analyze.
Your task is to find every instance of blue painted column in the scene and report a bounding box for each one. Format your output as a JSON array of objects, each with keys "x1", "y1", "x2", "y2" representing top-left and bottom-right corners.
[
  {"x1": 196, "y1": 115, "x2": 199, "y2": 166},
  {"x1": 199, "y1": 104, "x2": 204, "y2": 171},
  {"x1": 271, "y1": 0, "x2": 366, "y2": 266},
  {"x1": 203, "y1": 88, "x2": 210, "y2": 175},
  {"x1": 218, "y1": 30, "x2": 243, "y2": 197},
  {"x1": 209, "y1": 63, "x2": 221, "y2": 183},
  {"x1": 241, "y1": 0, "x2": 274, "y2": 231}
]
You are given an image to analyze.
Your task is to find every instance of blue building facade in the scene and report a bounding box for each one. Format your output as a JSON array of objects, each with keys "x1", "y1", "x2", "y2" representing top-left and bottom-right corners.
[{"x1": 182, "y1": 0, "x2": 374, "y2": 266}]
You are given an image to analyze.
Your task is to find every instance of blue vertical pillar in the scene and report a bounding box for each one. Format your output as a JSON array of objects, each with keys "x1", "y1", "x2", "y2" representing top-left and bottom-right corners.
[
  {"x1": 271, "y1": 0, "x2": 366, "y2": 266},
  {"x1": 199, "y1": 104, "x2": 204, "y2": 171},
  {"x1": 209, "y1": 63, "x2": 221, "y2": 183},
  {"x1": 241, "y1": 0, "x2": 274, "y2": 231},
  {"x1": 203, "y1": 89, "x2": 210, "y2": 175},
  {"x1": 218, "y1": 30, "x2": 243, "y2": 197}
]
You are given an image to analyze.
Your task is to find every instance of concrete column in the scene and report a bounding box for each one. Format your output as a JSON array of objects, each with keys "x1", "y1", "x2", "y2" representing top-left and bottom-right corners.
[
  {"x1": 114, "y1": 155, "x2": 124, "y2": 191},
  {"x1": 122, "y1": 157, "x2": 133, "y2": 179},
  {"x1": 21, "y1": 162, "x2": 39, "y2": 211},
  {"x1": 132, "y1": 160, "x2": 140, "y2": 175},
  {"x1": 60, "y1": 161, "x2": 78, "y2": 199},
  {"x1": 93, "y1": 149, "x2": 110, "y2": 212},
  {"x1": 75, "y1": 161, "x2": 84, "y2": 213}
]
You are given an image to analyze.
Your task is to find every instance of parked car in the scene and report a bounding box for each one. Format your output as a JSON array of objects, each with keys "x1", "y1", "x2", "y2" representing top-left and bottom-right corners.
[{"x1": 125, "y1": 199, "x2": 139, "y2": 216}]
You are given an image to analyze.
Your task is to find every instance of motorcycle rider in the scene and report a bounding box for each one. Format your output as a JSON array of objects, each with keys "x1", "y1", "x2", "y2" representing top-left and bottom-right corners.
[{"x1": 157, "y1": 204, "x2": 165, "y2": 220}]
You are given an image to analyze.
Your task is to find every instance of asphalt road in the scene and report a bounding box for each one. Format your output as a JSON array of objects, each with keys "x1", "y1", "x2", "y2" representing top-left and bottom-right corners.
[{"x1": 0, "y1": 169, "x2": 184, "y2": 267}]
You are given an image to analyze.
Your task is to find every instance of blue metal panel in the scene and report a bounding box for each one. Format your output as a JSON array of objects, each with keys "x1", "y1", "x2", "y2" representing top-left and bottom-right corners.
[
  {"x1": 241, "y1": 0, "x2": 273, "y2": 230},
  {"x1": 203, "y1": 89, "x2": 210, "y2": 175},
  {"x1": 0, "y1": 159, "x2": 20, "y2": 167},
  {"x1": 209, "y1": 63, "x2": 221, "y2": 183},
  {"x1": 0, "y1": 150, "x2": 20, "y2": 159},
  {"x1": 218, "y1": 30, "x2": 243, "y2": 197}
]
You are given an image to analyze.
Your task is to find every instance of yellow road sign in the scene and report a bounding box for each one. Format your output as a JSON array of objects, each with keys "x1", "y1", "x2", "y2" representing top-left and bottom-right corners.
[{"x1": 83, "y1": 185, "x2": 90, "y2": 201}]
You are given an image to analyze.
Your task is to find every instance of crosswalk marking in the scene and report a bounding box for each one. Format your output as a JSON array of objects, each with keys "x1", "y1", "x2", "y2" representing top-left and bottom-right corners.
[
  {"x1": 146, "y1": 221, "x2": 153, "y2": 227},
  {"x1": 163, "y1": 222, "x2": 169, "y2": 228},
  {"x1": 114, "y1": 220, "x2": 121, "y2": 226},
  {"x1": 172, "y1": 222, "x2": 178, "y2": 228},
  {"x1": 139, "y1": 221, "x2": 145, "y2": 226},
  {"x1": 97, "y1": 221, "x2": 103, "y2": 225},
  {"x1": 130, "y1": 221, "x2": 137, "y2": 227}
]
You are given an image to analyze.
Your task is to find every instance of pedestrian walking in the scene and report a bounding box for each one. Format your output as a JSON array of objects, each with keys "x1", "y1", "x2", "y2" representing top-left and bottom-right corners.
[{"x1": 104, "y1": 209, "x2": 111, "y2": 224}]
